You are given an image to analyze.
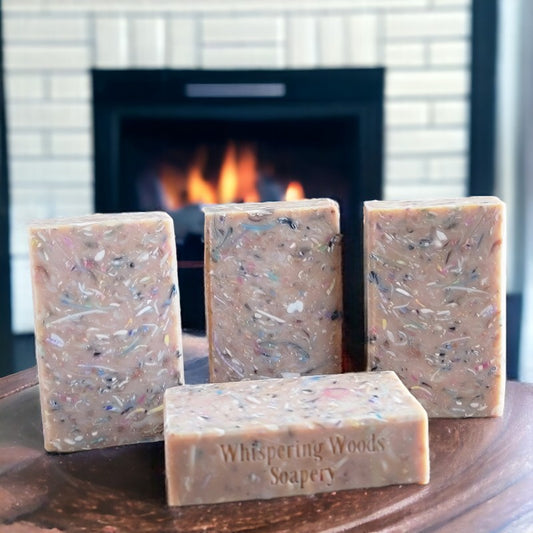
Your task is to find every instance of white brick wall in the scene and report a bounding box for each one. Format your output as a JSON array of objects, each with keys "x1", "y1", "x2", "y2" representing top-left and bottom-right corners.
[
  {"x1": 50, "y1": 132, "x2": 91, "y2": 156},
  {"x1": 5, "y1": 45, "x2": 90, "y2": 70},
  {"x1": 202, "y1": 46, "x2": 284, "y2": 69},
  {"x1": 429, "y1": 40, "x2": 469, "y2": 66},
  {"x1": 385, "y1": 43, "x2": 425, "y2": 67},
  {"x1": 50, "y1": 74, "x2": 91, "y2": 101},
  {"x1": 8, "y1": 133, "x2": 44, "y2": 156},
  {"x1": 7, "y1": 102, "x2": 90, "y2": 129},
  {"x1": 168, "y1": 18, "x2": 198, "y2": 67},
  {"x1": 386, "y1": 157, "x2": 427, "y2": 182},
  {"x1": 11, "y1": 257, "x2": 32, "y2": 337},
  {"x1": 95, "y1": 17, "x2": 129, "y2": 67},
  {"x1": 4, "y1": 0, "x2": 472, "y2": 332},
  {"x1": 386, "y1": 70, "x2": 469, "y2": 97},
  {"x1": 429, "y1": 156, "x2": 467, "y2": 180},
  {"x1": 202, "y1": 17, "x2": 285, "y2": 44},
  {"x1": 131, "y1": 18, "x2": 166, "y2": 66},
  {"x1": 347, "y1": 14, "x2": 379, "y2": 65},
  {"x1": 10, "y1": 159, "x2": 92, "y2": 186},
  {"x1": 318, "y1": 17, "x2": 346, "y2": 66},
  {"x1": 287, "y1": 17, "x2": 317, "y2": 67},
  {"x1": 388, "y1": 128, "x2": 467, "y2": 155},
  {"x1": 5, "y1": 74, "x2": 45, "y2": 100},
  {"x1": 384, "y1": 11, "x2": 470, "y2": 39},
  {"x1": 433, "y1": 99, "x2": 468, "y2": 125},
  {"x1": 386, "y1": 102, "x2": 430, "y2": 126},
  {"x1": 3, "y1": 15, "x2": 89, "y2": 42}
]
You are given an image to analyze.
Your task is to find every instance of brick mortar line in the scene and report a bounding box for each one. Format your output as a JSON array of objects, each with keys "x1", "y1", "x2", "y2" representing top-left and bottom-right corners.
[
  {"x1": 375, "y1": 10, "x2": 385, "y2": 65},
  {"x1": 9, "y1": 127, "x2": 90, "y2": 133},
  {"x1": 11, "y1": 154, "x2": 92, "y2": 161},
  {"x1": 195, "y1": 12, "x2": 203, "y2": 67},
  {"x1": 3, "y1": 6, "x2": 471, "y2": 16},
  {"x1": 4, "y1": 64, "x2": 470, "y2": 73},
  {"x1": 4, "y1": 36, "x2": 471, "y2": 49},
  {"x1": 384, "y1": 150, "x2": 468, "y2": 158},
  {"x1": 387, "y1": 124, "x2": 467, "y2": 131}
]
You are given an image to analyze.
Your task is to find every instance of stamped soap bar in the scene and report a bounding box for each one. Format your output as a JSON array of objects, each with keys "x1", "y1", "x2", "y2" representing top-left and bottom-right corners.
[
  {"x1": 29, "y1": 212, "x2": 184, "y2": 452},
  {"x1": 203, "y1": 199, "x2": 343, "y2": 382},
  {"x1": 364, "y1": 197, "x2": 506, "y2": 418},
  {"x1": 164, "y1": 371, "x2": 429, "y2": 506}
]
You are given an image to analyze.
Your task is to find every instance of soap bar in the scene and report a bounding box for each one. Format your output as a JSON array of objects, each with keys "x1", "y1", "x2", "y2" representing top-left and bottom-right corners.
[
  {"x1": 203, "y1": 199, "x2": 343, "y2": 382},
  {"x1": 364, "y1": 197, "x2": 506, "y2": 418},
  {"x1": 164, "y1": 371, "x2": 429, "y2": 506},
  {"x1": 28, "y1": 212, "x2": 184, "y2": 452}
]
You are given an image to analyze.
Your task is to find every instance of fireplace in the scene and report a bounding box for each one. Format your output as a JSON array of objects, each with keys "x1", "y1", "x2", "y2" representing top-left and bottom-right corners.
[{"x1": 93, "y1": 68, "x2": 383, "y2": 361}]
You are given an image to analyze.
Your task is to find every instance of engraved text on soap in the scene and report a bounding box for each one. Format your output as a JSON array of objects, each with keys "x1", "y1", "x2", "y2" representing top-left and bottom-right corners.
[{"x1": 219, "y1": 434, "x2": 386, "y2": 490}]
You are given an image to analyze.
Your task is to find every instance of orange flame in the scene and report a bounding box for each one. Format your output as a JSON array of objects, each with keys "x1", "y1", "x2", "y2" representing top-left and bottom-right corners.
[
  {"x1": 218, "y1": 142, "x2": 239, "y2": 203},
  {"x1": 159, "y1": 164, "x2": 186, "y2": 210},
  {"x1": 158, "y1": 142, "x2": 306, "y2": 208},
  {"x1": 283, "y1": 181, "x2": 305, "y2": 201},
  {"x1": 187, "y1": 165, "x2": 217, "y2": 204},
  {"x1": 237, "y1": 144, "x2": 260, "y2": 203}
]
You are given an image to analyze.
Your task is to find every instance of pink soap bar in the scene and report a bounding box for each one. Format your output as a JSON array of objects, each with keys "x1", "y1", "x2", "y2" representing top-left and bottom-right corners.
[
  {"x1": 164, "y1": 371, "x2": 429, "y2": 506},
  {"x1": 364, "y1": 197, "x2": 506, "y2": 418},
  {"x1": 203, "y1": 199, "x2": 343, "y2": 382},
  {"x1": 29, "y1": 212, "x2": 184, "y2": 452}
]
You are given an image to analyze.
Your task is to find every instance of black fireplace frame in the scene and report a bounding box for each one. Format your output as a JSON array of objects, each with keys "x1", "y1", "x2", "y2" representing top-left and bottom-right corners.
[
  {"x1": 93, "y1": 68, "x2": 383, "y2": 212},
  {"x1": 92, "y1": 68, "x2": 384, "y2": 363}
]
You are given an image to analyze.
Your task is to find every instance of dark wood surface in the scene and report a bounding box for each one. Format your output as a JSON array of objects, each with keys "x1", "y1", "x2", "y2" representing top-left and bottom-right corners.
[{"x1": 1, "y1": 333, "x2": 532, "y2": 533}]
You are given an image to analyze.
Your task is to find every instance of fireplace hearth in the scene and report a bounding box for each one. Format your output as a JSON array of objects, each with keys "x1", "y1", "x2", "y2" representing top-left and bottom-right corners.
[{"x1": 93, "y1": 68, "x2": 383, "y2": 363}]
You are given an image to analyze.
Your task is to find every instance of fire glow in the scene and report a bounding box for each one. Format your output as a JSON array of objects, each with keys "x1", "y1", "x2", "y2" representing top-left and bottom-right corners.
[{"x1": 159, "y1": 142, "x2": 305, "y2": 210}]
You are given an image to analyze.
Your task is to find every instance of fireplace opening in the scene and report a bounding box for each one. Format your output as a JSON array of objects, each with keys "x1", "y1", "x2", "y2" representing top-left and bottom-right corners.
[
  {"x1": 124, "y1": 116, "x2": 357, "y2": 207},
  {"x1": 93, "y1": 68, "x2": 383, "y2": 363}
]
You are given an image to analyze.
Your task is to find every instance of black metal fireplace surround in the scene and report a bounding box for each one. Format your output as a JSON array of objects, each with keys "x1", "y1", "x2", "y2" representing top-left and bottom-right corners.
[{"x1": 92, "y1": 68, "x2": 384, "y2": 366}]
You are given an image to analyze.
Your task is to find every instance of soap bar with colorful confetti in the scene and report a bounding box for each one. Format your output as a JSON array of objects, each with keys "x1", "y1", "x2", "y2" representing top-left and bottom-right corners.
[
  {"x1": 29, "y1": 212, "x2": 184, "y2": 452},
  {"x1": 364, "y1": 197, "x2": 506, "y2": 418},
  {"x1": 203, "y1": 199, "x2": 343, "y2": 382},
  {"x1": 164, "y1": 371, "x2": 429, "y2": 506}
]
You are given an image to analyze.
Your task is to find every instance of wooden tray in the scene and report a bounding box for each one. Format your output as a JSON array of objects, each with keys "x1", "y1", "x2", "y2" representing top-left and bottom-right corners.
[{"x1": 1, "y1": 334, "x2": 532, "y2": 532}]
